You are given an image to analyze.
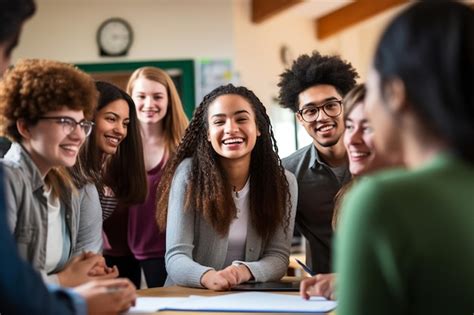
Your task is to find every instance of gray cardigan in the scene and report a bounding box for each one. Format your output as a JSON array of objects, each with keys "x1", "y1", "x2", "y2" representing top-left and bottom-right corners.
[
  {"x1": 165, "y1": 158, "x2": 298, "y2": 287},
  {"x1": 1, "y1": 143, "x2": 102, "y2": 282},
  {"x1": 75, "y1": 183, "x2": 103, "y2": 254}
]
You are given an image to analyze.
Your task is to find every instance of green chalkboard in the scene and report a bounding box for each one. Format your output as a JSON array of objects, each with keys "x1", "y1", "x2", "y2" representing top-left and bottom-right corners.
[{"x1": 76, "y1": 60, "x2": 195, "y2": 119}]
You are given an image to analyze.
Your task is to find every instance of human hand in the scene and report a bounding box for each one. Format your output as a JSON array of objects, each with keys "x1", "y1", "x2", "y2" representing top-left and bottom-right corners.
[
  {"x1": 200, "y1": 265, "x2": 252, "y2": 291},
  {"x1": 74, "y1": 278, "x2": 136, "y2": 315},
  {"x1": 80, "y1": 251, "x2": 114, "y2": 277},
  {"x1": 300, "y1": 273, "x2": 336, "y2": 300},
  {"x1": 200, "y1": 270, "x2": 232, "y2": 290},
  {"x1": 221, "y1": 264, "x2": 252, "y2": 285},
  {"x1": 88, "y1": 263, "x2": 118, "y2": 277},
  {"x1": 58, "y1": 253, "x2": 118, "y2": 287}
]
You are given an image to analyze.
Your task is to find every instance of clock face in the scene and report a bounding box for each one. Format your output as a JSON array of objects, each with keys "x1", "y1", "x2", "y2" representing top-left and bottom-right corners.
[{"x1": 97, "y1": 18, "x2": 133, "y2": 56}]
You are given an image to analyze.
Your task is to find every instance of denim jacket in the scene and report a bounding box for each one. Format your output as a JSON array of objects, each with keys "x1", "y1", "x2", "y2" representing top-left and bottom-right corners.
[{"x1": 0, "y1": 143, "x2": 84, "y2": 280}]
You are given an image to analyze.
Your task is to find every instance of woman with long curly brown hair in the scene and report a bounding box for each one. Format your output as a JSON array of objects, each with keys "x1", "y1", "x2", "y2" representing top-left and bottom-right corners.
[{"x1": 156, "y1": 84, "x2": 297, "y2": 290}]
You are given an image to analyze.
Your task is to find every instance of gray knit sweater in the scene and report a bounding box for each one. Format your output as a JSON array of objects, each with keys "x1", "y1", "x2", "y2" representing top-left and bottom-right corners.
[{"x1": 165, "y1": 158, "x2": 298, "y2": 287}]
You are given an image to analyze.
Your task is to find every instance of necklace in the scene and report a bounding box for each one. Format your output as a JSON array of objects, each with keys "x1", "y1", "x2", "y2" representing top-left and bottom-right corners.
[{"x1": 233, "y1": 185, "x2": 239, "y2": 198}]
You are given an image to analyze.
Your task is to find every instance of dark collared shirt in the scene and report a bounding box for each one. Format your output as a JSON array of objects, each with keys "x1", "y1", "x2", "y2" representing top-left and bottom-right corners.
[{"x1": 283, "y1": 144, "x2": 350, "y2": 274}]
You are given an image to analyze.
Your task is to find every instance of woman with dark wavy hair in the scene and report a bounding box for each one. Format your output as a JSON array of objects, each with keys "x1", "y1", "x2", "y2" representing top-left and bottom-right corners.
[
  {"x1": 70, "y1": 81, "x2": 147, "y2": 288},
  {"x1": 156, "y1": 84, "x2": 297, "y2": 290}
]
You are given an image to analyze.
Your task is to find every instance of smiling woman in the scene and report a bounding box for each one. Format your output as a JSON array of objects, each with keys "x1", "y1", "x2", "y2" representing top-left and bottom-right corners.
[
  {"x1": 69, "y1": 80, "x2": 147, "y2": 288},
  {"x1": 123, "y1": 67, "x2": 189, "y2": 288},
  {"x1": 156, "y1": 84, "x2": 297, "y2": 290},
  {"x1": 207, "y1": 94, "x2": 261, "y2": 163},
  {"x1": 0, "y1": 59, "x2": 116, "y2": 287},
  {"x1": 335, "y1": 3, "x2": 474, "y2": 314},
  {"x1": 70, "y1": 81, "x2": 147, "y2": 218},
  {"x1": 94, "y1": 99, "x2": 130, "y2": 155}
]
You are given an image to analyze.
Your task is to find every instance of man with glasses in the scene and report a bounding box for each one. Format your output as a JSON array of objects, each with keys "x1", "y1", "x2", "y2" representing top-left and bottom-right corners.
[{"x1": 277, "y1": 51, "x2": 358, "y2": 275}]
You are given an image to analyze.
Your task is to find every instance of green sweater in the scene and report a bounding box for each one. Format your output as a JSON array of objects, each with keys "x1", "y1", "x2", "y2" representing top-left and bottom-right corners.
[{"x1": 335, "y1": 153, "x2": 474, "y2": 315}]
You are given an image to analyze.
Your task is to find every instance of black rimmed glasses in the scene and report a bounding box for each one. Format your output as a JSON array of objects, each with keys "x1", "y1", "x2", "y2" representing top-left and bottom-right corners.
[
  {"x1": 297, "y1": 99, "x2": 343, "y2": 123},
  {"x1": 37, "y1": 116, "x2": 95, "y2": 137}
]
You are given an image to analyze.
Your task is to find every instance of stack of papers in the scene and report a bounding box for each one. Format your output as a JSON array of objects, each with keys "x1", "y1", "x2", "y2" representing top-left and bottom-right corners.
[{"x1": 127, "y1": 292, "x2": 337, "y2": 313}]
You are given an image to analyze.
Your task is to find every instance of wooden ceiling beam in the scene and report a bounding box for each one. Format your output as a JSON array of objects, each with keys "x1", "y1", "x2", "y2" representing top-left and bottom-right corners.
[
  {"x1": 252, "y1": 0, "x2": 303, "y2": 23},
  {"x1": 315, "y1": 0, "x2": 408, "y2": 40}
]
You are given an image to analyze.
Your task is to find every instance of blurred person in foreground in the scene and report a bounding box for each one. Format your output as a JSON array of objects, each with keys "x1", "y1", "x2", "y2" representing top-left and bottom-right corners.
[{"x1": 336, "y1": 2, "x2": 474, "y2": 314}]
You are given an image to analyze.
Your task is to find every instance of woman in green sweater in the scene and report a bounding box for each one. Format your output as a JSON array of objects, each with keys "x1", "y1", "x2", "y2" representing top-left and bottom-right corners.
[{"x1": 336, "y1": 2, "x2": 474, "y2": 315}]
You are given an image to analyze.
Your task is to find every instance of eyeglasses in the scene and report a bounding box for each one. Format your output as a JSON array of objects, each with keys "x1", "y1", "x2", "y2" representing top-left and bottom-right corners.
[
  {"x1": 38, "y1": 116, "x2": 95, "y2": 137},
  {"x1": 297, "y1": 99, "x2": 343, "y2": 123}
]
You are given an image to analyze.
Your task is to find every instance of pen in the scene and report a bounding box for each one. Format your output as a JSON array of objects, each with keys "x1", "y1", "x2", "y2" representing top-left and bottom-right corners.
[{"x1": 294, "y1": 258, "x2": 316, "y2": 276}]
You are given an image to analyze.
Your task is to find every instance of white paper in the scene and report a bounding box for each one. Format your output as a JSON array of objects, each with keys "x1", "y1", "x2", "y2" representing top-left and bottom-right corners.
[
  {"x1": 127, "y1": 292, "x2": 337, "y2": 313},
  {"x1": 170, "y1": 292, "x2": 337, "y2": 313},
  {"x1": 126, "y1": 297, "x2": 188, "y2": 313}
]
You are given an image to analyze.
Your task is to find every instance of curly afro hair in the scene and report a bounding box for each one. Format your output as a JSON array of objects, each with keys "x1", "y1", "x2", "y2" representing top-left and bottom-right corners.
[
  {"x1": 0, "y1": 59, "x2": 98, "y2": 141},
  {"x1": 277, "y1": 51, "x2": 359, "y2": 113}
]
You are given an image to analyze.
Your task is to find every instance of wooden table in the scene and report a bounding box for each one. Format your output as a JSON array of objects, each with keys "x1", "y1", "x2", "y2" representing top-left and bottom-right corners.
[{"x1": 137, "y1": 285, "x2": 336, "y2": 315}]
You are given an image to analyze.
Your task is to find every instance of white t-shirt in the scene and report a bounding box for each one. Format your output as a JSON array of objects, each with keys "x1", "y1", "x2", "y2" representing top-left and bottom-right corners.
[
  {"x1": 44, "y1": 187, "x2": 64, "y2": 274},
  {"x1": 224, "y1": 178, "x2": 250, "y2": 267}
]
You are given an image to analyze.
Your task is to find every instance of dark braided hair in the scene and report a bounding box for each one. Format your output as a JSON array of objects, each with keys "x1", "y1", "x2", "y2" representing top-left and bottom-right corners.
[
  {"x1": 156, "y1": 84, "x2": 291, "y2": 242},
  {"x1": 277, "y1": 51, "x2": 359, "y2": 113}
]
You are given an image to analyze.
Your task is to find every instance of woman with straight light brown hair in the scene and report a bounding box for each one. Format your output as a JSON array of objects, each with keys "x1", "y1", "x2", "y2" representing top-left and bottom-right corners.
[{"x1": 126, "y1": 67, "x2": 188, "y2": 287}]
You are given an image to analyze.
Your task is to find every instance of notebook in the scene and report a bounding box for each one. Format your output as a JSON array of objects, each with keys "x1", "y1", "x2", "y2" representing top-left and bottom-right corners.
[{"x1": 231, "y1": 280, "x2": 300, "y2": 291}]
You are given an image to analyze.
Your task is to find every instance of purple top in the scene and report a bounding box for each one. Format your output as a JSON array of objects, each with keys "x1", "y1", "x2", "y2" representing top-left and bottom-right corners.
[{"x1": 128, "y1": 157, "x2": 166, "y2": 260}]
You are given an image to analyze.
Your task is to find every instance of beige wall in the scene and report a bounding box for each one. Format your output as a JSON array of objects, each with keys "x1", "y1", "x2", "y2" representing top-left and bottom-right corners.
[
  {"x1": 13, "y1": 0, "x2": 234, "y2": 63},
  {"x1": 13, "y1": 0, "x2": 407, "y2": 87},
  {"x1": 233, "y1": 1, "x2": 408, "y2": 106},
  {"x1": 315, "y1": 4, "x2": 409, "y2": 82},
  {"x1": 233, "y1": 0, "x2": 319, "y2": 108},
  {"x1": 11, "y1": 0, "x2": 409, "y2": 155},
  {"x1": 232, "y1": 1, "x2": 407, "y2": 154}
]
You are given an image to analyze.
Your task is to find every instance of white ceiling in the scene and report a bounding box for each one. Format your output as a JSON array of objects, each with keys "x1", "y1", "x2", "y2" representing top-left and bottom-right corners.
[
  {"x1": 36, "y1": 0, "x2": 354, "y2": 19},
  {"x1": 286, "y1": 0, "x2": 352, "y2": 19}
]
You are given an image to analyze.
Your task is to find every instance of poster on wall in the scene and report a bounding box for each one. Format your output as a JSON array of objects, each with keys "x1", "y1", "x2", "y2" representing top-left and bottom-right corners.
[{"x1": 196, "y1": 59, "x2": 238, "y2": 103}]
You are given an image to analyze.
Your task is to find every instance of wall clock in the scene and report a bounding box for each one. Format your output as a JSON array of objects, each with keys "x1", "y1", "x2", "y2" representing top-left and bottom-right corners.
[{"x1": 97, "y1": 18, "x2": 133, "y2": 57}]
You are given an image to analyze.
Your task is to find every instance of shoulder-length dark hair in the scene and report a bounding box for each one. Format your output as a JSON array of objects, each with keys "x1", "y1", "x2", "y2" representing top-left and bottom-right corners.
[
  {"x1": 71, "y1": 81, "x2": 147, "y2": 205},
  {"x1": 373, "y1": 1, "x2": 474, "y2": 164},
  {"x1": 156, "y1": 84, "x2": 291, "y2": 242}
]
